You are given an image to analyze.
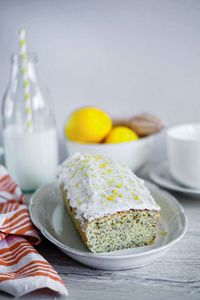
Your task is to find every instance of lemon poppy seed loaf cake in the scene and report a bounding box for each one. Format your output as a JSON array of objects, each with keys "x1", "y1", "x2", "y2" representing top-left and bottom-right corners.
[{"x1": 58, "y1": 153, "x2": 160, "y2": 253}]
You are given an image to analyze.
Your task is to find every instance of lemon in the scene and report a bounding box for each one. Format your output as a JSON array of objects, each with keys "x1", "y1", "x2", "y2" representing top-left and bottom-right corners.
[
  {"x1": 105, "y1": 126, "x2": 139, "y2": 143},
  {"x1": 65, "y1": 107, "x2": 112, "y2": 143}
]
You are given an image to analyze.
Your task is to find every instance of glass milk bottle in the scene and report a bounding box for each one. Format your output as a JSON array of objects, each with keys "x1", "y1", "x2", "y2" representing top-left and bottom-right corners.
[{"x1": 2, "y1": 53, "x2": 59, "y2": 191}]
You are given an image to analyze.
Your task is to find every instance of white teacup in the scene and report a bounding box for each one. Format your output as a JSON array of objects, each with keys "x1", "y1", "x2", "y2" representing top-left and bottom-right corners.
[{"x1": 166, "y1": 123, "x2": 200, "y2": 189}]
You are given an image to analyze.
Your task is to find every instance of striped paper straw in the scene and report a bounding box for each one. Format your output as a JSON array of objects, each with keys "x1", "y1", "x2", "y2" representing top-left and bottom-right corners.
[{"x1": 19, "y1": 28, "x2": 33, "y2": 132}]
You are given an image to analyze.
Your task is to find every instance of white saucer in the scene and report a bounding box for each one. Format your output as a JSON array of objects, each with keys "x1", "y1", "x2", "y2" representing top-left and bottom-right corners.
[
  {"x1": 149, "y1": 161, "x2": 200, "y2": 196},
  {"x1": 29, "y1": 181, "x2": 187, "y2": 270}
]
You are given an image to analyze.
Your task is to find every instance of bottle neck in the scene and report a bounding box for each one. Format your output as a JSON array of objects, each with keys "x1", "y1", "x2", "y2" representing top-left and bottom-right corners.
[{"x1": 10, "y1": 58, "x2": 37, "y2": 81}]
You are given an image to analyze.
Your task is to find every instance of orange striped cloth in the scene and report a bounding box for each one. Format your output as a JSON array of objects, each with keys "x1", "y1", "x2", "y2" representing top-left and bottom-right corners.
[{"x1": 0, "y1": 166, "x2": 68, "y2": 297}]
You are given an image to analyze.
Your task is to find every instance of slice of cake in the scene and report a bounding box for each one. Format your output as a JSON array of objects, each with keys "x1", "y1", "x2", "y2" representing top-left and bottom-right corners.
[{"x1": 58, "y1": 153, "x2": 160, "y2": 253}]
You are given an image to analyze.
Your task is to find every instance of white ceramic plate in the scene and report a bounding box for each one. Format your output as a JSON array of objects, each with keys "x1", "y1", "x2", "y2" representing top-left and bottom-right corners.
[
  {"x1": 29, "y1": 181, "x2": 187, "y2": 270},
  {"x1": 149, "y1": 161, "x2": 200, "y2": 196}
]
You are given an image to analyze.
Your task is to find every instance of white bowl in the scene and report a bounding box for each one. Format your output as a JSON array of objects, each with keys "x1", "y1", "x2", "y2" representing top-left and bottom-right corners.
[{"x1": 65, "y1": 135, "x2": 156, "y2": 171}]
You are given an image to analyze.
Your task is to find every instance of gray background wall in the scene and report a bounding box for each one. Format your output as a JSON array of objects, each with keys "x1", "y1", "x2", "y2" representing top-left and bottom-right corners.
[{"x1": 0, "y1": 0, "x2": 200, "y2": 159}]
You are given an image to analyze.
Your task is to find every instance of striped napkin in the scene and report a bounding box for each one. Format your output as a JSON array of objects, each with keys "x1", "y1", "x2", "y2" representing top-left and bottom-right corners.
[{"x1": 0, "y1": 166, "x2": 68, "y2": 297}]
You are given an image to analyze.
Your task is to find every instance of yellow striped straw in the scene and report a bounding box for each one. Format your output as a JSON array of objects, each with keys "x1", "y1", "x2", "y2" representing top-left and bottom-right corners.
[{"x1": 19, "y1": 28, "x2": 33, "y2": 132}]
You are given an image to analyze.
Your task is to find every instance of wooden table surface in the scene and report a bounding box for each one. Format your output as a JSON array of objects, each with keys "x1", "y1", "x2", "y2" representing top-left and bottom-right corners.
[{"x1": 1, "y1": 165, "x2": 200, "y2": 300}]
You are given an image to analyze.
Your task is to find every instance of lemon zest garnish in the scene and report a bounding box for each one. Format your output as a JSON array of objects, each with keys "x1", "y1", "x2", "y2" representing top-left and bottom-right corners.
[
  {"x1": 159, "y1": 231, "x2": 168, "y2": 237},
  {"x1": 100, "y1": 163, "x2": 107, "y2": 168},
  {"x1": 116, "y1": 183, "x2": 123, "y2": 188},
  {"x1": 112, "y1": 189, "x2": 118, "y2": 194},
  {"x1": 106, "y1": 195, "x2": 115, "y2": 201}
]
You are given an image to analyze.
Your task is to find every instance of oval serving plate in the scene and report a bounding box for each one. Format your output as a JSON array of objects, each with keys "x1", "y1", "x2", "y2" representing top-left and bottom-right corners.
[{"x1": 29, "y1": 181, "x2": 187, "y2": 270}]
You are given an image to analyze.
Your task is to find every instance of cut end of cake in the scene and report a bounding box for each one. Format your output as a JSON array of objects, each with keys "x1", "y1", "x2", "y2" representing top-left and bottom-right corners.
[{"x1": 86, "y1": 210, "x2": 160, "y2": 253}]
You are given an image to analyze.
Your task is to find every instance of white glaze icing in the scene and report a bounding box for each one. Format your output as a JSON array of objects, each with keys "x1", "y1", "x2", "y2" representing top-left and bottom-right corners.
[{"x1": 58, "y1": 153, "x2": 160, "y2": 221}]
